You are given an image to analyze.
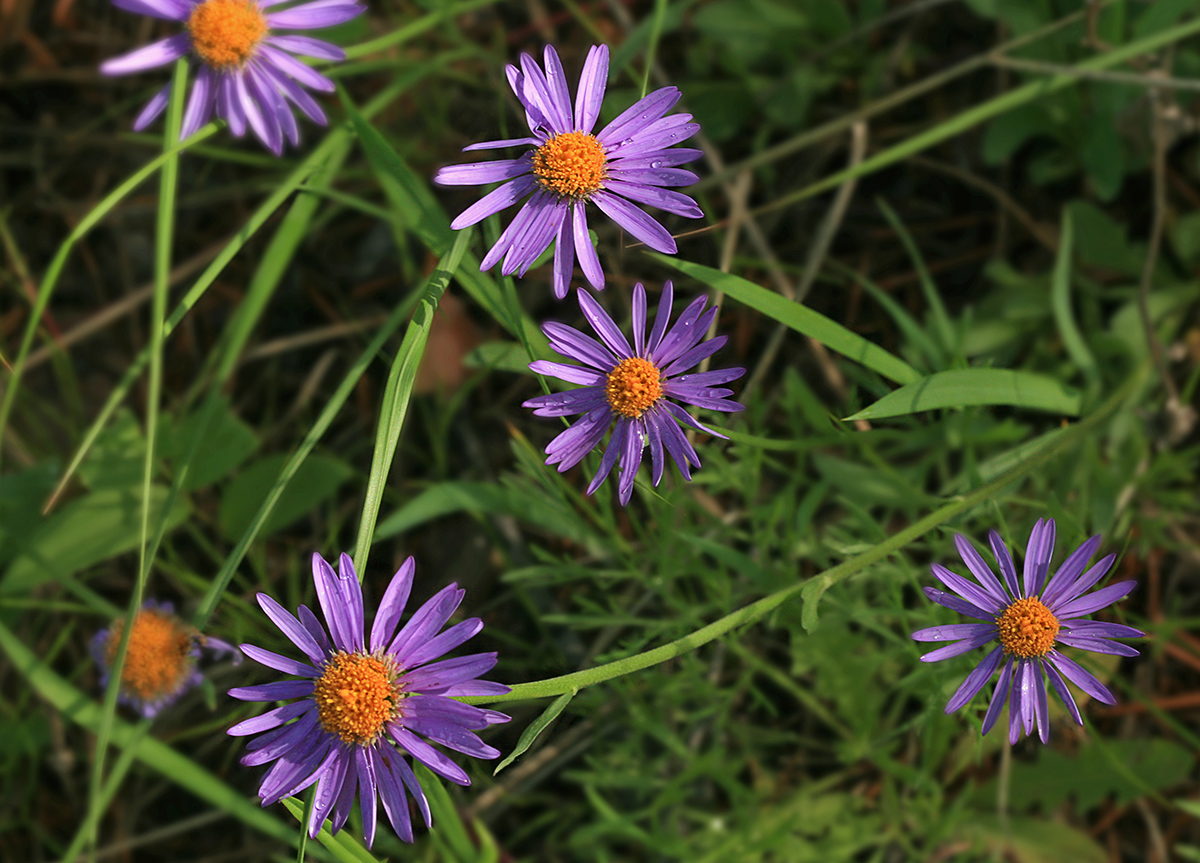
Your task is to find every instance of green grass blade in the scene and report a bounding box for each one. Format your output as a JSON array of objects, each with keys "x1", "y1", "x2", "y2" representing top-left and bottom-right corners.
[
  {"x1": 843, "y1": 369, "x2": 1082, "y2": 421},
  {"x1": 1051, "y1": 210, "x2": 1101, "y2": 392},
  {"x1": 656, "y1": 256, "x2": 921, "y2": 386},
  {"x1": 191, "y1": 264, "x2": 446, "y2": 627},
  {"x1": 875, "y1": 197, "x2": 955, "y2": 360},
  {"x1": 89, "y1": 59, "x2": 187, "y2": 860},
  {"x1": 351, "y1": 230, "x2": 470, "y2": 577},
  {"x1": 824, "y1": 258, "x2": 944, "y2": 370},
  {"x1": 45, "y1": 78, "x2": 411, "y2": 513}
]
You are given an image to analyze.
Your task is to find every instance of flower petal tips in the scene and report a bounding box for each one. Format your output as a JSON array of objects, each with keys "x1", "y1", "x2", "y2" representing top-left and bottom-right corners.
[
  {"x1": 912, "y1": 519, "x2": 1144, "y2": 744},
  {"x1": 229, "y1": 553, "x2": 509, "y2": 846},
  {"x1": 434, "y1": 44, "x2": 703, "y2": 299},
  {"x1": 523, "y1": 281, "x2": 744, "y2": 505},
  {"x1": 101, "y1": 0, "x2": 366, "y2": 153}
]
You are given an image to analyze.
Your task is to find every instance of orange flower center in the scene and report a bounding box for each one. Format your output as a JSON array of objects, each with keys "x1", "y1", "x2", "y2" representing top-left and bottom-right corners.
[
  {"x1": 532, "y1": 131, "x2": 607, "y2": 198},
  {"x1": 105, "y1": 609, "x2": 194, "y2": 702},
  {"x1": 996, "y1": 597, "x2": 1060, "y2": 658},
  {"x1": 313, "y1": 652, "x2": 399, "y2": 745},
  {"x1": 187, "y1": 0, "x2": 268, "y2": 70},
  {"x1": 605, "y1": 357, "x2": 663, "y2": 419}
]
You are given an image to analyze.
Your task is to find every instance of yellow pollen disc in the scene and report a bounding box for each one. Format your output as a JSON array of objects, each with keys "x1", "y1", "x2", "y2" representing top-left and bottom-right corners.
[
  {"x1": 532, "y1": 131, "x2": 607, "y2": 198},
  {"x1": 996, "y1": 597, "x2": 1060, "y2": 658},
  {"x1": 187, "y1": 0, "x2": 268, "y2": 70},
  {"x1": 314, "y1": 652, "x2": 398, "y2": 745},
  {"x1": 105, "y1": 610, "x2": 194, "y2": 701},
  {"x1": 605, "y1": 357, "x2": 663, "y2": 419}
]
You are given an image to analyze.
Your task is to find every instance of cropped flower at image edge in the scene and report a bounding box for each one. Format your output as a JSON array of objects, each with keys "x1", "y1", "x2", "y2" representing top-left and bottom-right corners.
[
  {"x1": 524, "y1": 280, "x2": 744, "y2": 505},
  {"x1": 101, "y1": 0, "x2": 366, "y2": 153},
  {"x1": 228, "y1": 553, "x2": 509, "y2": 846},
  {"x1": 435, "y1": 44, "x2": 703, "y2": 298},
  {"x1": 913, "y1": 519, "x2": 1145, "y2": 744}
]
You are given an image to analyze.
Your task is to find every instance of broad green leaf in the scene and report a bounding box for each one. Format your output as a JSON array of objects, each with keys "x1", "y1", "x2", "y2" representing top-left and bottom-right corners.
[
  {"x1": 2, "y1": 486, "x2": 188, "y2": 595},
  {"x1": 844, "y1": 369, "x2": 1081, "y2": 421},
  {"x1": 219, "y1": 454, "x2": 353, "y2": 540},
  {"x1": 655, "y1": 256, "x2": 921, "y2": 386},
  {"x1": 495, "y1": 690, "x2": 575, "y2": 775},
  {"x1": 465, "y1": 341, "x2": 533, "y2": 375},
  {"x1": 162, "y1": 399, "x2": 259, "y2": 491},
  {"x1": 0, "y1": 462, "x2": 58, "y2": 567},
  {"x1": 973, "y1": 740, "x2": 1192, "y2": 812},
  {"x1": 961, "y1": 815, "x2": 1105, "y2": 863}
]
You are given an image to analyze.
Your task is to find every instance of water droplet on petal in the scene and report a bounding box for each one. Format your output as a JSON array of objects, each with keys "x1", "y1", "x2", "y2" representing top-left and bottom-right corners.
[{"x1": 651, "y1": 160, "x2": 663, "y2": 169}]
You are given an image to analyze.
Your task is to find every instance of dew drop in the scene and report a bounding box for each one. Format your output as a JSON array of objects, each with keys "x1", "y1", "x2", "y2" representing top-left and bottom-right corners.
[{"x1": 651, "y1": 160, "x2": 663, "y2": 169}]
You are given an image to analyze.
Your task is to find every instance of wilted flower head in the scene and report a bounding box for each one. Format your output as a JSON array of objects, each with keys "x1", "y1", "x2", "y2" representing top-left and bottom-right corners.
[
  {"x1": 92, "y1": 599, "x2": 238, "y2": 718},
  {"x1": 228, "y1": 553, "x2": 509, "y2": 846},
  {"x1": 100, "y1": 0, "x2": 366, "y2": 153},
  {"x1": 434, "y1": 44, "x2": 703, "y2": 299},
  {"x1": 523, "y1": 281, "x2": 743, "y2": 505},
  {"x1": 912, "y1": 519, "x2": 1145, "y2": 744}
]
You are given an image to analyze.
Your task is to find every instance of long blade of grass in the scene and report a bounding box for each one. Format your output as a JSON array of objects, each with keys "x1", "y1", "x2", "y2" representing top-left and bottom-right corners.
[
  {"x1": 1051, "y1": 210, "x2": 1101, "y2": 393},
  {"x1": 656, "y1": 256, "x2": 921, "y2": 386},
  {"x1": 351, "y1": 230, "x2": 470, "y2": 576},
  {"x1": 192, "y1": 232, "x2": 468, "y2": 627},
  {"x1": 842, "y1": 369, "x2": 1083, "y2": 421},
  {"x1": 87, "y1": 59, "x2": 186, "y2": 861},
  {"x1": 875, "y1": 197, "x2": 955, "y2": 359}
]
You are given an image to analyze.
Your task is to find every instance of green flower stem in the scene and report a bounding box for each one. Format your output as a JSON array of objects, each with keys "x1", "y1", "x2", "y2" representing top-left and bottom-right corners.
[
  {"x1": 466, "y1": 367, "x2": 1144, "y2": 705},
  {"x1": 86, "y1": 58, "x2": 188, "y2": 860}
]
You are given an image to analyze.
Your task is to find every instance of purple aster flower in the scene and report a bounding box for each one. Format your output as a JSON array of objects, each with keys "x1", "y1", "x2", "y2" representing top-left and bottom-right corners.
[
  {"x1": 522, "y1": 280, "x2": 744, "y2": 505},
  {"x1": 100, "y1": 0, "x2": 366, "y2": 154},
  {"x1": 433, "y1": 44, "x2": 703, "y2": 299},
  {"x1": 912, "y1": 519, "x2": 1145, "y2": 744},
  {"x1": 92, "y1": 599, "x2": 239, "y2": 719},
  {"x1": 228, "y1": 553, "x2": 510, "y2": 846}
]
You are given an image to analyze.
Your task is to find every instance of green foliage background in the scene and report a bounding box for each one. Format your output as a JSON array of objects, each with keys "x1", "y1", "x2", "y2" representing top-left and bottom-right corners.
[{"x1": 0, "y1": 0, "x2": 1197, "y2": 861}]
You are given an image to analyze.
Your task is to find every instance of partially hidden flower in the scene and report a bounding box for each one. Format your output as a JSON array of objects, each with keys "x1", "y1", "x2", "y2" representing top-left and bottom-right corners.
[
  {"x1": 434, "y1": 44, "x2": 703, "y2": 299},
  {"x1": 228, "y1": 553, "x2": 510, "y2": 846},
  {"x1": 100, "y1": 0, "x2": 366, "y2": 154},
  {"x1": 523, "y1": 280, "x2": 744, "y2": 505},
  {"x1": 92, "y1": 599, "x2": 239, "y2": 718},
  {"x1": 912, "y1": 519, "x2": 1145, "y2": 744}
]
